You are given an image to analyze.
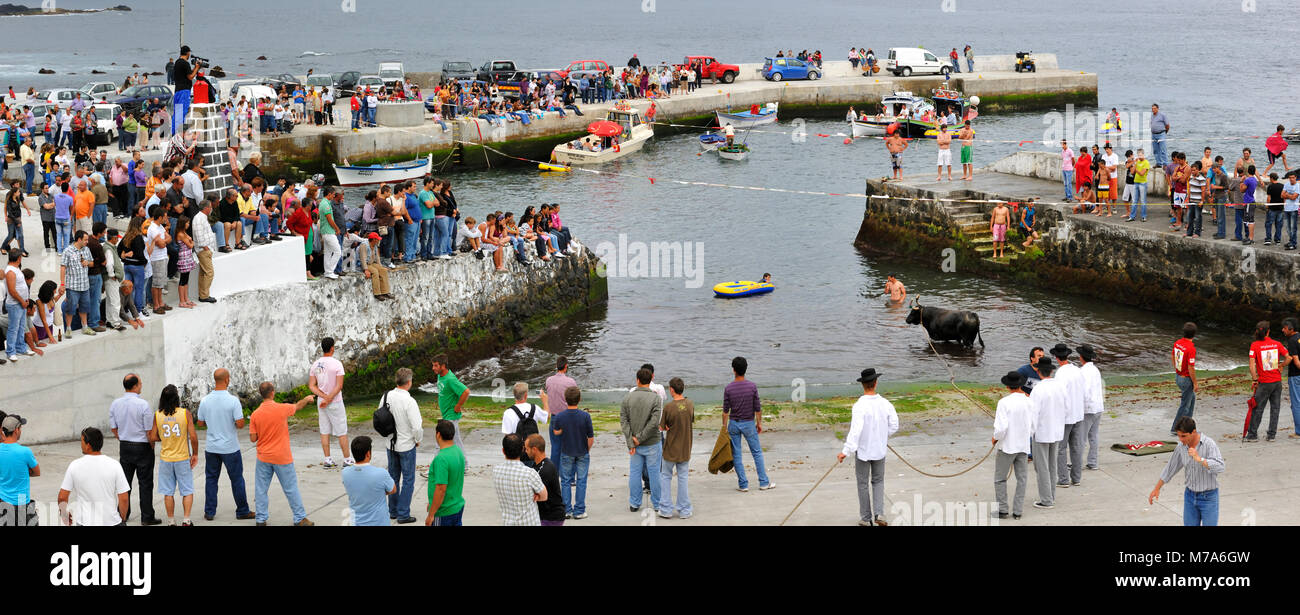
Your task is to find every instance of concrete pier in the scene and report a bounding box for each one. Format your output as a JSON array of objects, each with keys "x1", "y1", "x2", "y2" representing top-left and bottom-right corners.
[
  {"x1": 856, "y1": 152, "x2": 1299, "y2": 327},
  {"x1": 258, "y1": 56, "x2": 1096, "y2": 176}
]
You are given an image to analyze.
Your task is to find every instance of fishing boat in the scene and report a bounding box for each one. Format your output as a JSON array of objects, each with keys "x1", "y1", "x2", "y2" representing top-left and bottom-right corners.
[
  {"x1": 332, "y1": 154, "x2": 433, "y2": 187},
  {"x1": 717, "y1": 143, "x2": 750, "y2": 161},
  {"x1": 848, "y1": 90, "x2": 978, "y2": 139},
  {"x1": 551, "y1": 102, "x2": 654, "y2": 165},
  {"x1": 715, "y1": 102, "x2": 778, "y2": 128},
  {"x1": 699, "y1": 133, "x2": 728, "y2": 151}
]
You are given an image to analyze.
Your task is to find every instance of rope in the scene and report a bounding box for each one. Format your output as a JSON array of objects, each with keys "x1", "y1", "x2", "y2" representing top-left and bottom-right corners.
[{"x1": 779, "y1": 460, "x2": 839, "y2": 526}]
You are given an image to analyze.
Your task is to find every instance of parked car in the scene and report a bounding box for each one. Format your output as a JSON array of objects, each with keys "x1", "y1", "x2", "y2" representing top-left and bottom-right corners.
[
  {"x1": 306, "y1": 73, "x2": 334, "y2": 90},
  {"x1": 762, "y1": 57, "x2": 821, "y2": 82},
  {"x1": 378, "y1": 62, "x2": 404, "y2": 89},
  {"x1": 356, "y1": 75, "x2": 385, "y2": 93},
  {"x1": 886, "y1": 47, "x2": 948, "y2": 77},
  {"x1": 232, "y1": 84, "x2": 277, "y2": 106},
  {"x1": 335, "y1": 71, "x2": 361, "y2": 93},
  {"x1": 225, "y1": 79, "x2": 264, "y2": 100},
  {"x1": 109, "y1": 83, "x2": 173, "y2": 114},
  {"x1": 676, "y1": 56, "x2": 739, "y2": 84},
  {"x1": 440, "y1": 60, "x2": 474, "y2": 83},
  {"x1": 262, "y1": 73, "x2": 302, "y2": 91},
  {"x1": 79, "y1": 81, "x2": 119, "y2": 103},
  {"x1": 556, "y1": 60, "x2": 609, "y2": 80},
  {"x1": 475, "y1": 60, "x2": 518, "y2": 83},
  {"x1": 85, "y1": 103, "x2": 122, "y2": 146},
  {"x1": 31, "y1": 87, "x2": 83, "y2": 109}
]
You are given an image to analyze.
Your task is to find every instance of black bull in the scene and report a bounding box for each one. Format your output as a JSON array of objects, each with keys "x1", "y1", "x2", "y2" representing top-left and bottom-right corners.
[{"x1": 906, "y1": 305, "x2": 985, "y2": 348}]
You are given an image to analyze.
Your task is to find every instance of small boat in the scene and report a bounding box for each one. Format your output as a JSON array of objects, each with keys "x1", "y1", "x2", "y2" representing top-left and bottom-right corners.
[
  {"x1": 699, "y1": 133, "x2": 728, "y2": 151},
  {"x1": 538, "y1": 162, "x2": 571, "y2": 173},
  {"x1": 713, "y1": 280, "x2": 774, "y2": 298},
  {"x1": 717, "y1": 144, "x2": 750, "y2": 161},
  {"x1": 551, "y1": 102, "x2": 654, "y2": 165},
  {"x1": 332, "y1": 154, "x2": 432, "y2": 187},
  {"x1": 849, "y1": 89, "x2": 978, "y2": 139},
  {"x1": 716, "y1": 102, "x2": 778, "y2": 128}
]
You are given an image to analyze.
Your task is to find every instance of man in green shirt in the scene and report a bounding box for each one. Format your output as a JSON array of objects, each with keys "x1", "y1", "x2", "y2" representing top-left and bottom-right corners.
[
  {"x1": 417, "y1": 177, "x2": 439, "y2": 260},
  {"x1": 320, "y1": 186, "x2": 342, "y2": 279},
  {"x1": 424, "y1": 420, "x2": 466, "y2": 526},
  {"x1": 432, "y1": 354, "x2": 469, "y2": 460}
]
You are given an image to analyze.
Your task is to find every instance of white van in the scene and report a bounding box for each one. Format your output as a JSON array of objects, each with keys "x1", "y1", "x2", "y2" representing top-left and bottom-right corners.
[
  {"x1": 886, "y1": 47, "x2": 948, "y2": 77},
  {"x1": 379, "y1": 62, "x2": 405, "y2": 89}
]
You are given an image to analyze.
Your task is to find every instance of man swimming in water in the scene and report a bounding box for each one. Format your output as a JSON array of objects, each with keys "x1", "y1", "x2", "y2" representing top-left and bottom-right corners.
[
  {"x1": 761, "y1": 273, "x2": 771, "y2": 283},
  {"x1": 886, "y1": 131, "x2": 909, "y2": 180},
  {"x1": 885, "y1": 273, "x2": 906, "y2": 304}
]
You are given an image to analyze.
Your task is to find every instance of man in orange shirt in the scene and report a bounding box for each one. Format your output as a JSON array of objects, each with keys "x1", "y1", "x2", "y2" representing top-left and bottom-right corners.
[
  {"x1": 249, "y1": 381, "x2": 316, "y2": 526},
  {"x1": 73, "y1": 182, "x2": 95, "y2": 235}
]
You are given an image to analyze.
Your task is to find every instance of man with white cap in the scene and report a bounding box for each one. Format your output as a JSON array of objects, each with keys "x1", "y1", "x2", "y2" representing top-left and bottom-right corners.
[
  {"x1": 992, "y1": 371, "x2": 1034, "y2": 520},
  {"x1": 1029, "y1": 357, "x2": 1066, "y2": 509},
  {"x1": 1078, "y1": 344, "x2": 1105, "y2": 470},
  {"x1": 1050, "y1": 343, "x2": 1085, "y2": 488},
  {"x1": 837, "y1": 368, "x2": 898, "y2": 526}
]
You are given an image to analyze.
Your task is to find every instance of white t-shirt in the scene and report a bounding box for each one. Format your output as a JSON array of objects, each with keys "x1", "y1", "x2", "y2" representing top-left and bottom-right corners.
[
  {"x1": 146, "y1": 223, "x2": 168, "y2": 262},
  {"x1": 311, "y1": 356, "x2": 346, "y2": 409},
  {"x1": 273, "y1": 105, "x2": 285, "y2": 120},
  {"x1": 501, "y1": 401, "x2": 548, "y2": 435},
  {"x1": 1104, "y1": 153, "x2": 1120, "y2": 178},
  {"x1": 59, "y1": 454, "x2": 129, "y2": 526}
]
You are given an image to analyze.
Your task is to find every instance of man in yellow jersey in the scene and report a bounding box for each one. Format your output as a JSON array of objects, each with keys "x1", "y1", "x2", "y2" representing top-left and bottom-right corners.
[{"x1": 148, "y1": 384, "x2": 199, "y2": 526}]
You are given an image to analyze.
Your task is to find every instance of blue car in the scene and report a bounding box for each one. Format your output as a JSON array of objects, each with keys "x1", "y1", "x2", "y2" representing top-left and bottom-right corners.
[{"x1": 762, "y1": 57, "x2": 821, "y2": 82}]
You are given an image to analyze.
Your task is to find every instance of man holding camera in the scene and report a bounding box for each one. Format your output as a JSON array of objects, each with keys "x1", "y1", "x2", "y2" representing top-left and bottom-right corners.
[{"x1": 172, "y1": 46, "x2": 200, "y2": 134}]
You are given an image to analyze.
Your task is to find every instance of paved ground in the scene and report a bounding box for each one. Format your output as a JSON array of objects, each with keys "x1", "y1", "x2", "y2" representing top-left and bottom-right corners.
[{"x1": 20, "y1": 385, "x2": 1297, "y2": 526}]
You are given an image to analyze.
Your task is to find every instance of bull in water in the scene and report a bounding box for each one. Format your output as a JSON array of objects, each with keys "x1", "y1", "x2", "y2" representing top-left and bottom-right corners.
[{"x1": 905, "y1": 296, "x2": 985, "y2": 348}]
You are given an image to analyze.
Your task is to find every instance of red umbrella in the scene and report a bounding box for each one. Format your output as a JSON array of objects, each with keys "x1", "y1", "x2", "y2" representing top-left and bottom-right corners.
[{"x1": 587, "y1": 121, "x2": 623, "y2": 137}]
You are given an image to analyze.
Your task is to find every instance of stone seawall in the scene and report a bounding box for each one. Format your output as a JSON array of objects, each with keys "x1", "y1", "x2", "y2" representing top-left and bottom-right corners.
[{"x1": 855, "y1": 176, "x2": 1300, "y2": 328}]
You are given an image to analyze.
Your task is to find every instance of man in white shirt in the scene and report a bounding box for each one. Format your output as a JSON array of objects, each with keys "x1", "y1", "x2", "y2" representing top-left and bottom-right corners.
[
  {"x1": 383, "y1": 367, "x2": 423, "y2": 524},
  {"x1": 1078, "y1": 344, "x2": 1105, "y2": 471},
  {"x1": 180, "y1": 157, "x2": 204, "y2": 208},
  {"x1": 1050, "y1": 343, "x2": 1086, "y2": 488},
  {"x1": 57, "y1": 427, "x2": 130, "y2": 526},
  {"x1": 837, "y1": 368, "x2": 898, "y2": 526},
  {"x1": 191, "y1": 198, "x2": 217, "y2": 303},
  {"x1": 1102, "y1": 143, "x2": 1120, "y2": 214},
  {"x1": 307, "y1": 337, "x2": 352, "y2": 468},
  {"x1": 993, "y1": 371, "x2": 1035, "y2": 519},
  {"x1": 501, "y1": 382, "x2": 548, "y2": 463},
  {"x1": 1029, "y1": 358, "x2": 1066, "y2": 509}
]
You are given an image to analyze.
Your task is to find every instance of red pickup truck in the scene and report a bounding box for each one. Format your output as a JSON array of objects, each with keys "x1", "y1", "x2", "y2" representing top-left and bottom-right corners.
[{"x1": 676, "y1": 56, "x2": 740, "y2": 84}]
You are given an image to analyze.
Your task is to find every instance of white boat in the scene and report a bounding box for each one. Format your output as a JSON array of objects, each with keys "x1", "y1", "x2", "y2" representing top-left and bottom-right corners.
[
  {"x1": 717, "y1": 144, "x2": 750, "y2": 161},
  {"x1": 552, "y1": 102, "x2": 654, "y2": 165},
  {"x1": 715, "y1": 102, "x2": 778, "y2": 128},
  {"x1": 332, "y1": 154, "x2": 432, "y2": 187},
  {"x1": 850, "y1": 119, "x2": 884, "y2": 138},
  {"x1": 699, "y1": 133, "x2": 727, "y2": 151}
]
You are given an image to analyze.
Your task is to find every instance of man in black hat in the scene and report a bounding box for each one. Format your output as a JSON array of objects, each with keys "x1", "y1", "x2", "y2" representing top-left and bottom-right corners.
[
  {"x1": 1078, "y1": 344, "x2": 1105, "y2": 470},
  {"x1": 0, "y1": 413, "x2": 40, "y2": 526},
  {"x1": 992, "y1": 372, "x2": 1033, "y2": 519},
  {"x1": 1050, "y1": 343, "x2": 1085, "y2": 488},
  {"x1": 1029, "y1": 357, "x2": 1065, "y2": 509},
  {"x1": 837, "y1": 368, "x2": 898, "y2": 526}
]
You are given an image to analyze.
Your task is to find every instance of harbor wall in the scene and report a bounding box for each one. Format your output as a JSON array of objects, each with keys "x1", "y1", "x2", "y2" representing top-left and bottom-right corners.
[
  {"x1": 260, "y1": 58, "x2": 1094, "y2": 176},
  {"x1": 1, "y1": 240, "x2": 607, "y2": 444},
  {"x1": 854, "y1": 153, "x2": 1300, "y2": 328}
]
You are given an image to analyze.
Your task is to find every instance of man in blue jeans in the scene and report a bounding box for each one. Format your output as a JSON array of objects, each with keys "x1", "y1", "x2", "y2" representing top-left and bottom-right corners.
[
  {"x1": 171, "y1": 46, "x2": 199, "y2": 135},
  {"x1": 619, "y1": 367, "x2": 663, "y2": 514},
  {"x1": 195, "y1": 368, "x2": 255, "y2": 521},
  {"x1": 1282, "y1": 319, "x2": 1300, "y2": 438},
  {"x1": 1149, "y1": 104, "x2": 1170, "y2": 166},
  {"x1": 248, "y1": 382, "x2": 316, "y2": 526},
  {"x1": 1171, "y1": 322, "x2": 1197, "y2": 436},
  {"x1": 1281, "y1": 171, "x2": 1299, "y2": 250},
  {"x1": 722, "y1": 356, "x2": 775, "y2": 492},
  {"x1": 1148, "y1": 416, "x2": 1224, "y2": 526},
  {"x1": 552, "y1": 385, "x2": 593, "y2": 519}
]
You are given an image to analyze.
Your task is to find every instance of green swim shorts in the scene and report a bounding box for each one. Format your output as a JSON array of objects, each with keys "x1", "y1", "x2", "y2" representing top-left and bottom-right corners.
[{"x1": 960, "y1": 145, "x2": 972, "y2": 164}]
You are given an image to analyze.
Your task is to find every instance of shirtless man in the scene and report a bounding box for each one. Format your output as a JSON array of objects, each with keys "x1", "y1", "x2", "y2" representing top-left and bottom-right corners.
[
  {"x1": 885, "y1": 130, "x2": 909, "y2": 180},
  {"x1": 990, "y1": 202, "x2": 1011, "y2": 258},
  {"x1": 1020, "y1": 200, "x2": 1041, "y2": 248},
  {"x1": 936, "y1": 124, "x2": 953, "y2": 181},
  {"x1": 885, "y1": 273, "x2": 906, "y2": 305},
  {"x1": 957, "y1": 121, "x2": 975, "y2": 181}
]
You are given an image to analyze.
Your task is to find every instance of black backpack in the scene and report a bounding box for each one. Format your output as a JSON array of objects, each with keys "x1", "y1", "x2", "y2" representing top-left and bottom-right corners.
[
  {"x1": 512, "y1": 403, "x2": 539, "y2": 438},
  {"x1": 373, "y1": 392, "x2": 397, "y2": 446}
]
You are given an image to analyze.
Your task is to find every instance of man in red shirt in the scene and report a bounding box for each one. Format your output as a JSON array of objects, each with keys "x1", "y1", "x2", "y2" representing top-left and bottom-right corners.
[
  {"x1": 1247, "y1": 321, "x2": 1288, "y2": 441},
  {"x1": 1171, "y1": 322, "x2": 1197, "y2": 437},
  {"x1": 249, "y1": 381, "x2": 316, "y2": 525}
]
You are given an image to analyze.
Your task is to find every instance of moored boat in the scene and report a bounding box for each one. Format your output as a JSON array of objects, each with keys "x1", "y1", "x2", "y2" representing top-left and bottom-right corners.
[
  {"x1": 699, "y1": 133, "x2": 728, "y2": 151},
  {"x1": 551, "y1": 101, "x2": 654, "y2": 165},
  {"x1": 716, "y1": 102, "x2": 778, "y2": 128},
  {"x1": 717, "y1": 144, "x2": 750, "y2": 161},
  {"x1": 332, "y1": 154, "x2": 433, "y2": 187},
  {"x1": 848, "y1": 89, "x2": 979, "y2": 139}
]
